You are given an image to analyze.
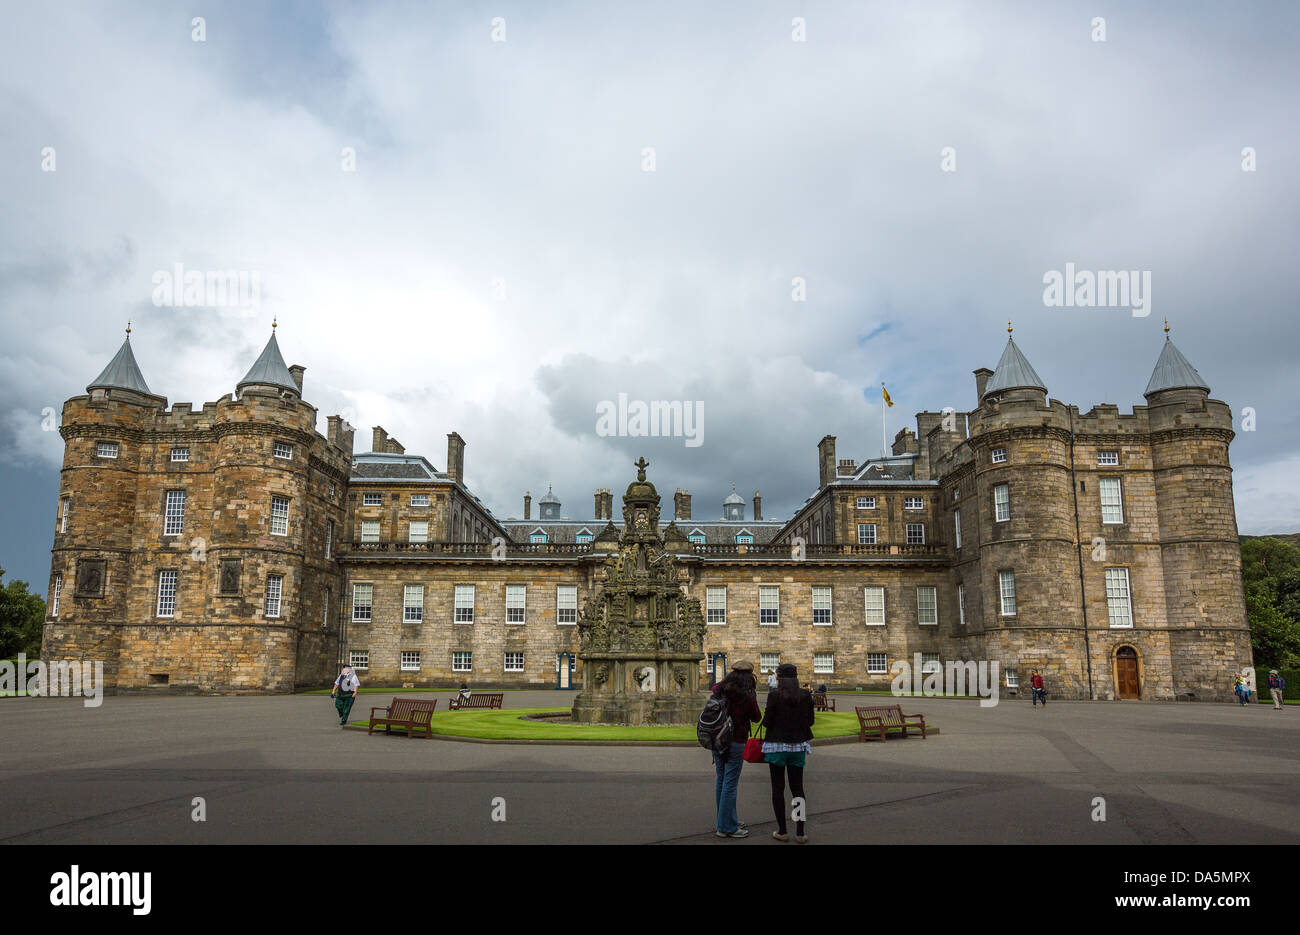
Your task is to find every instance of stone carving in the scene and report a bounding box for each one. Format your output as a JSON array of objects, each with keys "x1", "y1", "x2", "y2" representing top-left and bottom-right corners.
[
  {"x1": 74, "y1": 559, "x2": 105, "y2": 598},
  {"x1": 218, "y1": 559, "x2": 241, "y2": 595}
]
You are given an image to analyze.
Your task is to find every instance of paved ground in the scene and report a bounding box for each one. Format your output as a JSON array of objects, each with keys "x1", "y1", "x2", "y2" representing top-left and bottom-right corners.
[{"x1": 1, "y1": 691, "x2": 1296, "y2": 844}]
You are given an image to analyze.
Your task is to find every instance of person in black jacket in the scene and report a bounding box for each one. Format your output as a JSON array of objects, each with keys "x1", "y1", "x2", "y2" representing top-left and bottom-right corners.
[
  {"x1": 710, "y1": 660, "x2": 763, "y2": 839},
  {"x1": 762, "y1": 663, "x2": 815, "y2": 842}
]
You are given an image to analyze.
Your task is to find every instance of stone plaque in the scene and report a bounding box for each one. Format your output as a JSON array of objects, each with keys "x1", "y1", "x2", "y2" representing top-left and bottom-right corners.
[
  {"x1": 219, "y1": 559, "x2": 242, "y2": 595},
  {"x1": 74, "y1": 559, "x2": 106, "y2": 598}
]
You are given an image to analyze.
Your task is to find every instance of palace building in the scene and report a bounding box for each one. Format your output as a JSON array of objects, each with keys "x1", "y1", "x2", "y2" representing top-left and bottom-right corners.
[{"x1": 42, "y1": 322, "x2": 1252, "y2": 700}]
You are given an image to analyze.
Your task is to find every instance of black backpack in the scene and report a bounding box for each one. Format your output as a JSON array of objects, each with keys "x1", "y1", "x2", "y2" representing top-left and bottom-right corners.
[{"x1": 697, "y1": 695, "x2": 734, "y2": 752}]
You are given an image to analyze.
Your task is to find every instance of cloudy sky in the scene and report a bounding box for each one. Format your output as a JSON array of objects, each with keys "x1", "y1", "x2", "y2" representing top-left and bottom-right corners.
[{"x1": 2, "y1": 0, "x2": 1297, "y2": 589}]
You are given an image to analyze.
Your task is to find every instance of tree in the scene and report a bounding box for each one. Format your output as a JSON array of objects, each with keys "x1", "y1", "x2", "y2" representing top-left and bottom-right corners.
[
  {"x1": 0, "y1": 567, "x2": 47, "y2": 659},
  {"x1": 1240, "y1": 538, "x2": 1300, "y2": 668}
]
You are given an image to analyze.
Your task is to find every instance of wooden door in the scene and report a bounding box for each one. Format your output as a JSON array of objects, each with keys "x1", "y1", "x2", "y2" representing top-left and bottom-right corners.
[{"x1": 1116, "y1": 648, "x2": 1140, "y2": 699}]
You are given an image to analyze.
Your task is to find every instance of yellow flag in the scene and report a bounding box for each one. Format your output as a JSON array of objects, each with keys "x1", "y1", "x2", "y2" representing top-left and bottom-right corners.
[{"x1": 882, "y1": 384, "x2": 894, "y2": 407}]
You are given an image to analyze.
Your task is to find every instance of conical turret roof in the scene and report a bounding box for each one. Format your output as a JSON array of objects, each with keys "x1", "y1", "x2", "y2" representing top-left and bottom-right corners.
[
  {"x1": 984, "y1": 334, "x2": 1047, "y2": 396},
  {"x1": 88, "y1": 334, "x2": 154, "y2": 395},
  {"x1": 237, "y1": 331, "x2": 297, "y2": 393},
  {"x1": 1144, "y1": 336, "x2": 1209, "y2": 396}
]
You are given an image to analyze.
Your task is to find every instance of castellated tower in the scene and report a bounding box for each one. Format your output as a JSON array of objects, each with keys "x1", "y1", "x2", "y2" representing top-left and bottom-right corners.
[
  {"x1": 1142, "y1": 331, "x2": 1251, "y2": 700},
  {"x1": 43, "y1": 325, "x2": 352, "y2": 693},
  {"x1": 965, "y1": 327, "x2": 1091, "y2": 698}
]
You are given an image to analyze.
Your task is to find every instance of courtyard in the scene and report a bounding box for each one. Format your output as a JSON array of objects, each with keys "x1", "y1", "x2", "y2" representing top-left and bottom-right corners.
[{"x1": 1, "y1": 692, "x2": 1296, "y2": 845}]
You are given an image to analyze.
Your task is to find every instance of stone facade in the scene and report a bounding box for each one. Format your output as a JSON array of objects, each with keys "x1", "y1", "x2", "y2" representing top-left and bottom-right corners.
[{"x1": 43, "y1": 328, "x2": 1253, "y2": 701}]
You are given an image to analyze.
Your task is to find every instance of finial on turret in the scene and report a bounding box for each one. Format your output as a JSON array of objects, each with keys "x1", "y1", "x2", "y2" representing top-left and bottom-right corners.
[
  {"x1": 272, "y1": 316, "x2": 278, "y2": 332},
  {"x1": 1163, "y1": 317, "x2": 1170, "y2": 335},
  {"x1": 634, "y1": 456, "x2": 649, "y2": 482},
  {"x1": 125, "y1": 321, "x2": 132, "y2": 339},
  {"x1": 1007, "y1": 320, "x2": 1013, "y2": 334}
]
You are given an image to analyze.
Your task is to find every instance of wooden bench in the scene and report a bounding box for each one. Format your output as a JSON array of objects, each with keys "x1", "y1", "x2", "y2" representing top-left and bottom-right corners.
[
  {"x1": 855, "y1": 704, "x2": 928, "y2": 742},
  {"x1": 368, "y1": 698, "x2": 437, "y2": 738},
  {"x1": 447, "y1": 692, "x2": 504, "y2": 710},
  {"x1": 812, "y1": 692, "x2": 836, "y2": 712}
]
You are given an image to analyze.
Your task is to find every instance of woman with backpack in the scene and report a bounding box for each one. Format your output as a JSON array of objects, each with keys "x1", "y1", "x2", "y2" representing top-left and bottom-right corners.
[
  {"x1": 763, "y1": 663, "x2": 815, "y2": 843},
  {"x1": 707, "y1": 660, "x2": 762, "y2": 838}
]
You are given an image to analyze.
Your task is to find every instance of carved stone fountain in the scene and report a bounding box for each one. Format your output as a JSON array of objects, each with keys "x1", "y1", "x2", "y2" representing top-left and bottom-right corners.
[{"x1": 570, "y1": 458, "x2": 706, "y2": 725}]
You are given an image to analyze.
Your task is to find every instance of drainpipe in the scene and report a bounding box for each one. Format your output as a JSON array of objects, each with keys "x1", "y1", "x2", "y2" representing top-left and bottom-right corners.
[{"x1": 1069, "y1": 408, "x2": 1095, "y2": 700}]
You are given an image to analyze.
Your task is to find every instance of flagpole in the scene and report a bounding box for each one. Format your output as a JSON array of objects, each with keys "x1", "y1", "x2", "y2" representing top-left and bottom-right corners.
[{"x1": 881, "y1": 383, "x2": 886, "y2": 459}]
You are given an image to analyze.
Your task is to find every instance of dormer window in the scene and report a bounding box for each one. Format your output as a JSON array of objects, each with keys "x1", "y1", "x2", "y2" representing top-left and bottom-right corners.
[
  {"x1": 735, "y1": 533, "x2": 754, "y2": 545},
  {"x1": 689, "y1": 534, "x2": 705, "y2": 545},
  {"x1": 530, "y1": 530, "x2": 548, "y2": 544}
]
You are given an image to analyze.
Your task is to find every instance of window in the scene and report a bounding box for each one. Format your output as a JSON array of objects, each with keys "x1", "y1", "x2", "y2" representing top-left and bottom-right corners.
[
  {"x1": 52, "y1": 574, "x2": 62, "y2": 616},
  {"x1": 1005, "y1": 667, "x2": 1019, "y2": 688},
  {"x1": 857, "y1": 523, "x2": 877, "y2": 545},
  {"x1": 349, "y1": 650, "x2": 368, "y2": 669},
  {"x1": 864, "y1": 587, "x2": 885, "y2": 625},
  {"x1": 164, "y1": 490, "x2": 186, "y2": 536},
  {"x1": 994, "y1": 484, "x2": 1010, "y2": 523},
  {"x1": 812, "y1": 586, "x2": 832, "y2": 625},
  {"x1": 451, "y1": 652, "x2": 472, "y2": 673},
  {"x1": 265, "y1": 575, "x2": 283, "y2": 618},
  {"x1": 689, "y1": 533, "x2": 705, "y2": 545},
  {"x1": 958, "y1": 583, "x2": 966, "y2": 626},
  {"x1": 506, "y1": 585, "x2": 526, "y2": 624},
  {"x1": 408, "y1": 521, "x2": 428, "y2": 543},
  {"x1": 814, "y1": 652, "x2": 834, "y2": 674},
  {"x1": 323, "y1": 588, "x2": 330, "y2": 628},
  {"x1": 556, "y1": 585, "x2": 578, "y2": 624},
  {"x1": 1098, "y1": 450, "x2": 1119, "y2": 466},
  {"x1": 352, "y1": 584, "x2": 372, "y2": 621},
  {"x1": 953, "y1": 487, "x2": 960, "y2": 502},
  {"x1": 760, "y1": 653, "x2": 781, "y2": 673},
  {"x1": 273, "y1": 442, "x2": 293, "y2": 460},
  {"x1": 555, "y1": 653, "x2": 576, "y2": 673},
  {"x1": 917, "y1": 586, "x2": 937, "y2": 625},
  {"x1": 411, "y1": 494, "x2": 430, "y2": 507},
  {"x1": 361, "y1": 521, "x2": 380, "y2": 543},
  {"x1": 906, "y1": 523, "x2": 925, "y2": 544},
  {"x1": 954, "y1": 509, "x2": 962, "y2": 548},
  {"x1": 60, "y1": 498, "x2": 70, "y2": 533},
  {"x1": 1105, "y1": 567, "x2": 1133, "y2": 628},
  {"x1": 576, "y1": 533, "x2": 592, "y2": 544},
  {"x1": 170, "y1": 447, "x2": 189, "y2": 462},
  {"x1": 270, "y1": 496, "x2": 289, "y2": 536},
  {"x1": 454, "y1": 585, "x2": 475, "y2": 623},
  {"x1": 735, "y1": 534, "x2": 753, "y2": 545},
  {"x1": 866, "y1": 653, "x2": 888, "y2": 675},
  {"x1": 362, "y1": 493, "x2": 382, "y2": 506},
  {"x1": 706, "y1": 586, "x2": 727, "y2": 625},
  {"x1": 999, "y1": 571, "x2": 1017, "y2": 616},
  {"x1": 1100, "y1": 478, "x2": 1124, "y2": 524},
  {"x1": 328, "y1": 483, "x2": 336, "y2": 498},
  {"x1": 921, "y1": 653, "x2": 940, "y2": 675},
  {"x1": 156, "y1": 570, "x2": 177, "y2": 617},
  {"x1": 504, "y1": 652, "x2": 524, "y2": 673},
  {"x1": 856, "y1": 496, "x2": 875, "y2": 509},
  {"x1": 97, "y1": 442, "x2": 118, "y2": 459},
  {"x1": 404, "y1": 585, "x2": 424, "y2": 622},
  {"x1": 325, "y1": 520, "x2": 333, "y2": 559},
  {"x1": 402, "y1": 651, "x2": 422, "y2": 672},
  {"x1": 905, "y1": 497, "x2": 924, "y2": 510},
  {"x1": 759, "y1": 586, "x2": 780, "y2": 625},
  {"x1": 530, "y1": 532, "x2": 548, "y2": 544},
  {"x1": 991, "y1": 447, "x2": 1006, "y2": 464}
]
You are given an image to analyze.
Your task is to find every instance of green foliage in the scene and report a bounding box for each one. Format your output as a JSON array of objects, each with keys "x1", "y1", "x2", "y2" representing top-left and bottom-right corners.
[
  {"x1": 0, "y1": 567, "x2": 47, "y2": 660},
  {"x1": 1240, "y1": 539, "x2": 1300, "y2": 668}
]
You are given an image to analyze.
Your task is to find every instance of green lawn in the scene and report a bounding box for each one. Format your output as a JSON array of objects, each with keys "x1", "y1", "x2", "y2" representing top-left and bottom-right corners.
[{"x1": 352, "y1": 707, "x2": 867, "y2": 741}]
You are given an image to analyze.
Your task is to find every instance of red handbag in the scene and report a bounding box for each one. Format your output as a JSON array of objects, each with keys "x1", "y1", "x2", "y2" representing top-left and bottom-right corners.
[{"x1": 743, "y1": 726, "x2": 766, "y2": 763}]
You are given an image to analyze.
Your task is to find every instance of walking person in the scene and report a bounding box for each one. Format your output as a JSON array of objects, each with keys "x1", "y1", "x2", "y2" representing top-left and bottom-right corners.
[
  {"x1": 1267, "y1": 670, "x2": 1286, "y2": 710},
  {"x1": 331, "y1": 664, "x2": 360, "y2": 726},
  {"x1": 1234, "y1": 674, "x2": 1247, "y2": 705},
  {"x1": 1031, "y1": 670, "x2": 1046, "y2": 707},
  {"x1": 763, "y1": 663, "x2": 815, "y2": 843},
  {"x1": 710, "y1": 660, "x2": 762, "y2": 839}
]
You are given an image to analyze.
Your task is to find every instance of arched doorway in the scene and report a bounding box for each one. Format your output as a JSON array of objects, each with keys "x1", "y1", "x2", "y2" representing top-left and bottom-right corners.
[{"x1": 1115, "y1": 646, "x2": 1140, "y2": 700}]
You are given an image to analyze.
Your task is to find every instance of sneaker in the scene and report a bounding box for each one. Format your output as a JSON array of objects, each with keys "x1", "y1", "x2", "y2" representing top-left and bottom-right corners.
[{"x1": 728, "y1": 828, "x2": 750, "y2": 838}]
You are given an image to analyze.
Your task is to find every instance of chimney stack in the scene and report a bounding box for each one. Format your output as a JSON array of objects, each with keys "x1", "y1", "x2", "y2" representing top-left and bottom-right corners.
[
  {"x1": 753, "y1": 491, "x2": 762, "y2": 521},
  {"x1": 372, "y1": 426, "x2": 388, "y2": 452},
  {"x1": 974, "y1": 367, "x2": 994, "y2": 402},
  {"x1": 604, "y1": 489, "x2": 614, "y2": 520},
  {"x1": 594, "y1": 489, "x2": 604, "y2": 520},
  {"x1": 446, "y1": 432, "x2": 465, "y2": 486},
  {"x1": 524, "y1": 491, "x2": 532, "y2": 520},
  {"x1": 674, "y1": 489, "x2": 692, "y2": 521},
  {"x1": 818, "y1": 435, "x2": 837, "y2": 489},
  {"x1": 327, "y1": 414, "x2": 341, "y2": 446},
  {"x1": 288, "y1": 364, "x2": 305, "y2": 393},
  {"x1": 837, "y1": 458, "x2": 856, "y2": 477}
]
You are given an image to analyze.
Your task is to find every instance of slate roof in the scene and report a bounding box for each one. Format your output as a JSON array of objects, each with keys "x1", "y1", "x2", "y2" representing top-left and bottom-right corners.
[
  {"x1": 1144, "y1": 337, "x2": 1210, "y2": 395},
  {"x1": 497, "y1": 518, "x2": 783, "y2": 545},
  {"x1": 984, "y1": 336, "x2": 1047, "y2": 396},
  {"x1": 350, "y1": 453, "x2": 443, "y2": 482},
  {"x1": 237, "y1": 333, "x2": 298, "y2": 392},
  {"x1": 88, "y1": 337, "x2": 154, "y2": 395}
]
